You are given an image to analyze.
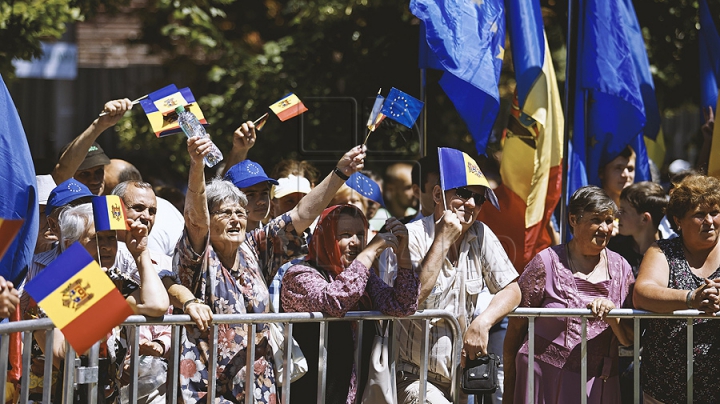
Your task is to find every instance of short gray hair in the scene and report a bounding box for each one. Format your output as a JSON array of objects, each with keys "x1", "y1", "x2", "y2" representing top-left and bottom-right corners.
[
  {"x1": 59, "y1": 203, "x2": 94, "y2": 250},
  {"x1": 567, "y1": 186, "x2": 617, "y2": 233},
  {"x1": 112, "y1": 180, "x2": 153, "y2": 200},
  {"x1": 205, "y1": 177, "x2": 247, "y2": 212}
]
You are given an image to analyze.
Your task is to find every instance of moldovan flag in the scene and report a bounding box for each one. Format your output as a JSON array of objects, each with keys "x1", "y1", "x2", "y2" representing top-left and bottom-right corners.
[
  {"x1": 24, "y1": 242, "x2": 134, "y2": 353},
  {"x1": 477, "y1": 0, "x2": 563, "y2": 272},
  {"x1": 438, "y1": 147, "x2": 500, "y2": 211},
  {"x1": 92, "y1": 195, "x2": 130, "y2": 231},
  {"x1": 140, "y1": 84, "x2": 207, "y2": 137},
  {"x1": 269, "y1": 94, "x2": 308, "y2": 121}
]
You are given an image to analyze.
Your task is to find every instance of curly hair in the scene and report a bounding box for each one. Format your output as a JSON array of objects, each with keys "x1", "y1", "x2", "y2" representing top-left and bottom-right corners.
[{"x1": 666, "y1": 175, "x2": 720, "y2": 230}]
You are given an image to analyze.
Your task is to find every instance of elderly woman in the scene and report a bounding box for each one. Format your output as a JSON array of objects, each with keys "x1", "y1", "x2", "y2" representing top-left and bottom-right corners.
[
  {"x1": 633, "y1": 174, "x2": 720, "y2": 403},
  {"x1": 28, "y1": 203, "x2": 169, "y2": 402},
  {"x1": 504, "y1": 186, "x2": 634, "y2": 403},
  {"x1": 177, "y1": 136, "x2": 366, "y2": 403},
  {"x1": 281, "y1": 204, "x2": 420, "y2": 404}
]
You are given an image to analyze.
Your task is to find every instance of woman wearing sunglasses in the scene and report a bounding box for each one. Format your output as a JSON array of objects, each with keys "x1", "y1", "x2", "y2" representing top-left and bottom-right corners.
[{"x1": 504, "y1": 186, "x2": 634, "y2": 403}]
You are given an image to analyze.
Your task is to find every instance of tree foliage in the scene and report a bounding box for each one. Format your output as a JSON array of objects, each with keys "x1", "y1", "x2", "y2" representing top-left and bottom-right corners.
[{"x1": 0, "y1": 0, "x2": 127, "y2": 76}]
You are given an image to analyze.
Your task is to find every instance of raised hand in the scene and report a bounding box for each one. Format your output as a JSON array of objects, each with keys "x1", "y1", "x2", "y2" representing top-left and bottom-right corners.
[
  {"x1": 187, "y1": 136, "x2": 213, "y2": 166},
  {"x1": 98, "y1": 98, "x2": 133, "y2": 129},
  {"x1": 335, "y1": 145, "x2": 367, "y2": 178},
  {"x1": 232, "y1": 121, "x2": 257, "y2": 152}
]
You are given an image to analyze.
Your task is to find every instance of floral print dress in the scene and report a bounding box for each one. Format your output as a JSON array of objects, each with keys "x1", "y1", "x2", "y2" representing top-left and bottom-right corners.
[{"x1": 175, "y1": 230, "x2": 277, "y2": 404}]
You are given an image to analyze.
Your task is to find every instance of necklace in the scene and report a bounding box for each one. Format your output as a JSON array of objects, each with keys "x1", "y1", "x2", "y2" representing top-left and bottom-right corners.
[{"x1": 568, "y1": 244, "x2": 598, "y2": 280}]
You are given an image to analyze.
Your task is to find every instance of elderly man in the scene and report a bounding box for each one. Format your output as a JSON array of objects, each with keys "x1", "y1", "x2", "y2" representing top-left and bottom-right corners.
[
  {"x1": 396, "y1": 151, "x2": 521, "y2": 404},
  {"x1": 106, "y1": 160, "x2": 184, "y2": 257},
  {"x1": 112, "y1": 180, "x2": 211, "y2": 326}
]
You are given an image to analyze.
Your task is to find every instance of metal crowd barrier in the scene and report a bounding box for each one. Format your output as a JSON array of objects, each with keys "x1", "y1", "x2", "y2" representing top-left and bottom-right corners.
[
  {"x1": 0, "y1": 309, "x2": 461, "y2": 404},
  {"x1": 509, "y1": 307, "x2": 720, "y2": 404}
]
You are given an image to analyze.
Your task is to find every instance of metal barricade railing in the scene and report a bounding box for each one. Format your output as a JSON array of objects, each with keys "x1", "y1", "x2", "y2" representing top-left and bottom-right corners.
[
  {"x1": 0, "y1": 309, "x2": 461, "y2": 404},
  {"x1": 509, "y1": 307, "x2": 720, "y2": 404}
]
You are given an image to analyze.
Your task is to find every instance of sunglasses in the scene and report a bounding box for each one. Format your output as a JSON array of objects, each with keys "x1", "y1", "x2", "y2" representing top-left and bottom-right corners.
[{"x1": 453, "y1": 187, "x2": 486, "y2": 205}]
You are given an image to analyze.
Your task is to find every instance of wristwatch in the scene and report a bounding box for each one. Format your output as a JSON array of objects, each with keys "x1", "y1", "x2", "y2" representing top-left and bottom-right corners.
[{"x1": 333, "y1": 167, "x2": 349, "y2": 181}]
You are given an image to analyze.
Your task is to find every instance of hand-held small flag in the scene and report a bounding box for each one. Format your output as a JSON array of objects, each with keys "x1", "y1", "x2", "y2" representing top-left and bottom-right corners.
[
  {"x1": 366, "y1": 89, "x2": 386, "y2": 132},
  {"x1": 24, "y1": 242, "x2": 134, "y2": 354},
  {"x1": 0, "y1": 218, "x2": 24, "y2": 261},
  {"x1": 92, "y1": 196, "x2": 130, "y2": 231},
  {"x1": 253, "y1": 113, "x2": 269, "y2": 131},
  {"x1": 346, "y1": 172, "x2": 385, "y2": 207},
  {"x1": 269, "y1": 94, "x2": 308, "y2": 121},
  {"x1": 437, "y1": 147, "x2": 500, "y2": 211},
  {"x1": 139, "y1": 85, "x2": 207, "y2": 137},
  {"x1": 380, "y1": 88, "x2": 424, "y2": 128}
]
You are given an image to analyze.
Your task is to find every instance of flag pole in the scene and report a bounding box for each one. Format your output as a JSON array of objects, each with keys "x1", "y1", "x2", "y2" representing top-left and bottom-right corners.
[
  {"x1": 560, "y1": 0, "x2": 578, "y2": 244},
  {"x1": 420, "y1": 68, "x2": 427, "y2": 157},
  {"x1": 253, "y1": 113, "x2": 269, "y2": 126}
]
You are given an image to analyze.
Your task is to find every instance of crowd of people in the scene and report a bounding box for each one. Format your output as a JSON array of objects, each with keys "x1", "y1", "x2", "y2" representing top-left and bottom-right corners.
[{"x1": 0, "y1": 96, "x2": 718, "y2": 404}]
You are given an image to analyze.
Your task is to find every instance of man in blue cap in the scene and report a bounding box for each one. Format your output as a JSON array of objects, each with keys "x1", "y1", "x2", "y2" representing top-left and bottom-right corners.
[{"x1": 224, "y1": 159, "x2": 278, "y2": 231}]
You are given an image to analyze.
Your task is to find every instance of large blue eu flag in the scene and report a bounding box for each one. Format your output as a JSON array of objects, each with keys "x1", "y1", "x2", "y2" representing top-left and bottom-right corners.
[
  {"x1": 412, "y1": 0, "x2": 505, "y2": 155},
  {"x1": 568, "y1": 0, "x2": 659, "y2": 196},
  {"x1": 0, "y1": 75, "x2": 38, "y2": 284},
  {"x1": 700, "y1": 0, "x2": 720, "y2": 111}
]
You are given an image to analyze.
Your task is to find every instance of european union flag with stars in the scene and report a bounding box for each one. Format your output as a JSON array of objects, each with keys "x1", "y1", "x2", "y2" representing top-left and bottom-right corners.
[
  {"x1": 411, "y1": 0, "x2": 505, "y2": 154},
  {"x1": 380, "y1": 88, "x2": 424, "y2": 129},
  {"x1": 568, "y1": 0, "x2": 655, "y2": 196},
  {"x1": 346, "y1": 172, "x2": 385, "y2": 207}
]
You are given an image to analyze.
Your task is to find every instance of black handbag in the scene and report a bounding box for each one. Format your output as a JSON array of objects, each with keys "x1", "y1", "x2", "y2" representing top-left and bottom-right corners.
[{"x1": 461, "y1": 353, "x2": 500, "y2": 394}]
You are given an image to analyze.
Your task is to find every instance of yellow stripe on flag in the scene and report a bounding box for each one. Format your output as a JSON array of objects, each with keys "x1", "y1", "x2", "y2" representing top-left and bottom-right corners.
[
  {"x1": 501, "y1": 35, "x2": 564, "y2": 228},
  {"x1": 709, "y1": 97, "x2": 720, "y2": 178},
  {"x1": 147, "y1": 93, "x2": 207, "y2": 136},
  {"x1": 270, "y1": 94, "x2": 302, "y2": 115},
  {"x1": 37, "y1": 260, "x2": 118, "y2": 329},
  {"x1": 644, "y1": 129, "x2": 666, "y2": 172},
  {"x1": 463, "y1": 152, "x2": 492, "y2": 188}
]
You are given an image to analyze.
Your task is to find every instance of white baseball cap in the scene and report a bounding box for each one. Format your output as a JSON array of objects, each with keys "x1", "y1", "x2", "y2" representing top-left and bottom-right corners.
[
  {"x1": 272, "y1": 175, "x2": 312, "y2": 199},
  {"x1": 37, "y1": 175, "x2": 57, "y2": 206}
]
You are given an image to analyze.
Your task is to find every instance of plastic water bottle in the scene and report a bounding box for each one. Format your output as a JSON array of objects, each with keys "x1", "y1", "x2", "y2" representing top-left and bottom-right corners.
[{"x1": 175, "y1": 105, "x2": 224, "y2": 168}]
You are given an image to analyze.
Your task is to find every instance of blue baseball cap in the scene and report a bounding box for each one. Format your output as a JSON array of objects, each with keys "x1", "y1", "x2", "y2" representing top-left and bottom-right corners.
[
  {"x1": 224, "y1": 160, "x2": 279, "y2": 190},
  {"x1": 46, "y1": 179, "x2": 94, "y2": 215}
]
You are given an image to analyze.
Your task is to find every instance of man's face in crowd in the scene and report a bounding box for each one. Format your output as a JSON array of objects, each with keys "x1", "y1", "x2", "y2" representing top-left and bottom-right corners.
[
  {"x1": 242, "y1": 182, "x2": 271, "y2": 224},
  {"x1": 75, "y1": 165, "x2": 106, "y2": 195},
  {"x1": 601, "y1": 153, "x2": 635, "y2": 199},
  {"x1": 123, "y1": 185, "x2": 158, "y2": 234}
]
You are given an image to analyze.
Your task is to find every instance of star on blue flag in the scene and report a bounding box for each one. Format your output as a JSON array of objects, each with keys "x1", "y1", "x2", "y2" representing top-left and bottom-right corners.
[
  {"x1": 380, "y1": 88, "x2": 424, "y2": 129},
  {"x1": 346, "y1": 172, "x2": 385, "y2": 207}
]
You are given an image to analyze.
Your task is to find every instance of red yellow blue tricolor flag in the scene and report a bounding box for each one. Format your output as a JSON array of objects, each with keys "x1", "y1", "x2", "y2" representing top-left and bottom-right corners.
[
  {"x1": 437, "y1": 147, "x2": 499, "y2": 211},
  {"x1": 139, "y1": 84, "x2": 207, "y2": 137},
  {"x1": 0, "y1": 218, "x2": 24, "y2": 261},
  {"x1": 477, "y1": 0, "x2": 563, "y2": 272},
  {"x1": 24, "y1": 242, "x2": 134, "y2": 353},
  {"x1": 269, "y1": 94, "x2": 308, "y2": 122},
  {"x1": 92, "y1": 195, "x2": 130, "y2": 231}
]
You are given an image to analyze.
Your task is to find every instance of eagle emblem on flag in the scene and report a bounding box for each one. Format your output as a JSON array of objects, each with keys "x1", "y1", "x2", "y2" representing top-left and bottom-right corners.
[{"x1": 61, "y1": 279, "x2": 94, "y2": 310}]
